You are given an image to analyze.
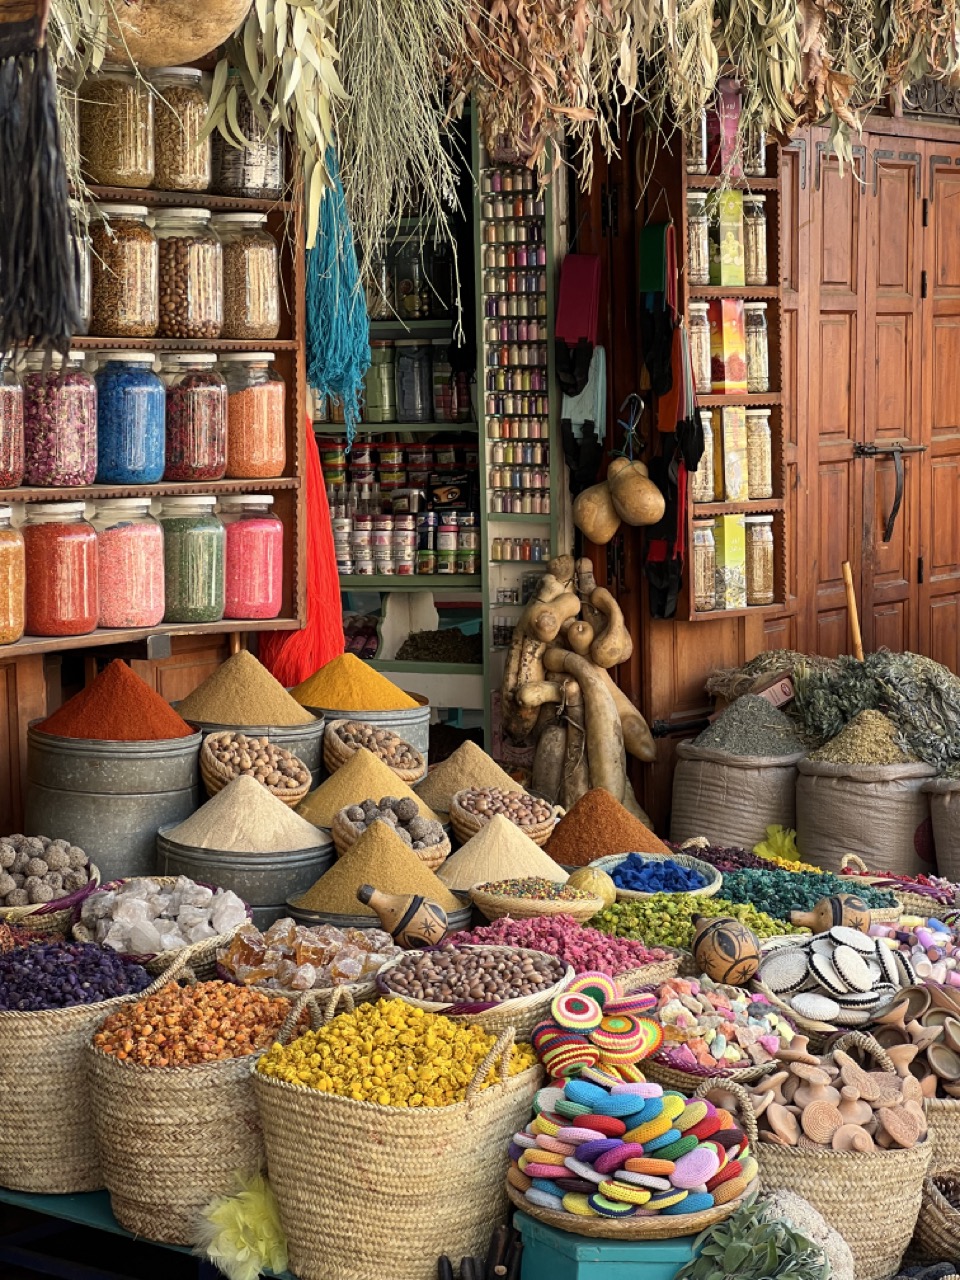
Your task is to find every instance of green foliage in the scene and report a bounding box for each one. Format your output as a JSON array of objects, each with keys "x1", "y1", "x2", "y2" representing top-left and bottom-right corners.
[{"x1": 676, "y1": 1195, "x2": 830, "y2": 1280}]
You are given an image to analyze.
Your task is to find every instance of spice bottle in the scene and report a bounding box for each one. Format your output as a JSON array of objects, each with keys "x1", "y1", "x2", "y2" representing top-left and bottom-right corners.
[
  {"x1": 22, "y1": 351, "x2": 97, "y2": 488},
  {"x1": 743, "y1": 195, "x2": 768, "y2": 286},
  {"x1": 79, "y1": 67, "x2": 154, "y2": 188},
  {"x1": 693, "y1": 520, "x2": 716, "y2": 613},
  {"x1": 691, "y1": 409, "x2": 715, "y2": 503},
  {"x1": 159, "y1": 495, "x2": 224, "y2": 624},
  {"x1": 92, "y1": 498, "x2": 164, "y2": 629},
  {"x1": 744, "y1": 302, "x2": 769, "y2": 393},
  {"x1": 365, "y1": 247, "x2": 395, "y2": 320},
  {"x1": 22, "y1": 503, "x2": 98, "y2": 637},
  {"x1": 688, "y1": 303, "x2": 712, "y2": 395},
  {"x1": 162, "y1": 353, "x2": 227, "y2": 482},
  {"x1": 220, "y1": 353, "x2": 286, "y2": 478},
  {"x1": 745, "y1": 408, "x2": 773, "y2": 499},
  {"x1": 154, "y1": 208, "x2": 223, "y2": 339},
  {"x1": 212, "y1": 213, "x2": 280, "y2": 340},
  {"x1": 0, "y1": 356, "x2": 23, "y2": 489},
  {"x1": 212, "y1": 75, "x2": 283, "y2": 199},
  {"x1": 94, "y1": 354, "x2": 166, "y2": 485},
  {"x1": 743, "y1": 125, "x2": 767, "y2": 177},
  {"x1": 151, "y1": 67, "x2": 211, "y2": 192},
  {"x1": 686, "y1": 110, "x2": 708, "y2": 175},
  {"x1": 0, "y1": 506, "x2": 24, "y2": 645},
  {"x1": 745, "y1": 514, "x2": 775, "y2": 605},
  {"x1": 687, "y1": 193, "x2": 710, "y2": 286},
  {"x1": 89, "y1": 205, "x2": 159, "y2": 339},
  {"x1": 220, "y1": 494, "x2": 284, "y2": 620}
]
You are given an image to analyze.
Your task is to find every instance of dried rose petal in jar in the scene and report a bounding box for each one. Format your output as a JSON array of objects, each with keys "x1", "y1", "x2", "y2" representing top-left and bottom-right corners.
[
  {"x1": 22, "y1": 351, "x2": 97, "y2": 488},
  {"x1": 220, "y1": 495, "x2": 283, "y2": 620},
  {"x1": 221, "y1": 353, "x2": 285, "y2": 479},
  {"x1": 0, "y1": 357, "x2": 24, "y2": 489},
  {"x1": 0, "y1": 507, "x2": 25, "y2": 645},
  {"x1": 162, "y1": 354, "x2": 227, "y2": 482},
  {"x1": 23, "y1": 504, "x2": 98, "y2": 637},
  {"x1": 92, "y1": 499, "x2": 164, "y2": 629}
]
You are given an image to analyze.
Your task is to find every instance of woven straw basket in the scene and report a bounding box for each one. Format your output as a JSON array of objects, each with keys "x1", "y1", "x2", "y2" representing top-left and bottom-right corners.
[
  {"x1": 590, "y1": 851, "x2": 722, "y2": 901},
  {"x1": 0, "y1": 863, "x2": 101, "y2": 937},
  {"x1": 698, "y1": 1035, "x2": 931, "y2": 1280},
  {"x1": 254, "y1": 988, "x2": 543, "y2": 1280},
  {"x1": 925, "y1": 1096, "x2": 960, "y2": 1174},
  {"x1": 616, "y1": 948, "x2": 684, "y2": 992},
  {"x1": 470, "y1": 884, "x2": 605, "y2": 923},
  {"x1": 330, "y1": 806, "x2": 450, "y2": 871},
  {"x1": 0, "y1": 952, "x2": 184, "y2": 1195},
  {"x1": 836, "y1": 854, "x2": 904, "y2": 923},
  {"x1": 323, "y1": 719, "x2": 426, "y2": 783},
  {"x1": 449, "y1": 789, "x2": 560, "y2": 848},
  {"x1": 911, "y1": 1172, "x2": 960, "y2": 1262},
  {"x1": 87, "y1": 982, "x2": 303, "y2": 1245},
  {"x1": 200, "y1": 731, "x2": 310, "y2": 807},
  {"x1": 376, "y1": 945, "x2": 574, "y2": 1038}
]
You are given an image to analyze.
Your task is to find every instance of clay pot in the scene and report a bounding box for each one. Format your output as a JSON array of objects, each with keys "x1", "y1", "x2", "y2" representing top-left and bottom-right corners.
[
  {"x1": 943, "y1": 1018, "x2": 960, "y2": 1055},
  {"x1": 789, "y1": 894, "x2": 872, "y2": 933},
  {"x1": 873, "y1": 1000, "x2": 909, "y2": 1030},
  {"x1": 105, "y1": 0, "x2": 252, "y2": 67},
  {"x1": 356, "y1": 885, "x2": 449, "y2": 948},
  {"x1": 928, "y1": 1042, "x2": 960, "y2": 1082},
  {"x1": 872, "y1": 1025, "x2": 910, "y2": 1049},
  {"x1": 885, "y1": 1043, "x2": 921, "y2": 1078},
  {"x1": 900, "y1": 986, "x2": 933, "y2": 1021},
  {"x1": 907, "y1": 1020, "x2": 944, "y2": 1051}
]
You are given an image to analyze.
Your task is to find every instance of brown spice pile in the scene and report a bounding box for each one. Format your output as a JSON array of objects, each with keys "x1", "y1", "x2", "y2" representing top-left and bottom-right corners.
[
  {"x1": 545, "y1": 788, "x2": 670, "y2": 867},
  {"x1": 416, "y1": 740, "x2": 526, "y2": 816},
  {"x1": 177, "y1": 651, "x2": 316, "y2": 727},
  {"x1": 297, "y1": 749, "x2": 441, "y2": 828}
]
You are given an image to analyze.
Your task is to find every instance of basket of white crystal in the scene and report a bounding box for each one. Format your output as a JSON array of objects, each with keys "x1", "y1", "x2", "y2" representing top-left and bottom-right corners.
[{"x1": 73, "y1": 876, "x2": 251, "y2": 978}]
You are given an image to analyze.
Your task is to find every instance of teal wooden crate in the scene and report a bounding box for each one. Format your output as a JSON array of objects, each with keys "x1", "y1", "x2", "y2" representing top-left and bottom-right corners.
[{"x1": 516, "y1": 1211, "x2": 698, "y2": 1280}]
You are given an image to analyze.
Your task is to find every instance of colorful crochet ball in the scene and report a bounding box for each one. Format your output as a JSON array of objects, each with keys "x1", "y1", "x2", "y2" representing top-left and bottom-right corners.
[
  {"x1": 567, "y1": 971, "x2": 620, "y2": 1007},
  {"x1": 552, "y1": 991, "x2": 604, "y2": 1032}
]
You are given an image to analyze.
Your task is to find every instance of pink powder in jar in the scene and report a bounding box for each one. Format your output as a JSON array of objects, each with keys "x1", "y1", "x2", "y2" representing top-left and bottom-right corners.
[
  {"x1": 97, "y1": 521, "x2": 165, "y2": 628},
  {"x1": 224, "y1": 514, "x2": 283, "y2": 619}
]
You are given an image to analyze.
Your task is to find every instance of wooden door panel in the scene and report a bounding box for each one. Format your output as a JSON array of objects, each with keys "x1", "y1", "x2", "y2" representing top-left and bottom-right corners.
[
  {"x1": 932, "y1": 317, "x2": 960, "y2": 435},
  {"x1": 872, "y1": 600, "x2": 911, "y2": 652},
  {"x1": 820, "y1": 160, "x2": 861, "y2": 290},
  {"x1": 930, "y1": 455, "x2": 960, "y2": 579},
  {"x1": 764, "y1": 613, "x2": 800, "y2": 650},
  {"x1": 873, "y1": 314, "x2": 912, "y2": 434},
  {"x1": 876, "y1": 164, "x2": 916, "y2": 292},
  {"x1": 928, "y1": 595, "x2": 960, "y2": 671},
  {"x1": 816, "y1": 460, "x2": 856, "y2": 596},
  {"x1": 934, "y1": 173, "x2": 960, "y2": 287},
  {"x1": 817, "y1": 314, "x2": 858, "y2": 440},
  {"x1": 817, "y1": 607, "x2": 852, "y2": 658}
]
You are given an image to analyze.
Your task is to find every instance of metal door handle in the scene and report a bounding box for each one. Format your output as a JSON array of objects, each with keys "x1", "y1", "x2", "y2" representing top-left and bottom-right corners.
[{"x1": 853, "y1": 441, "x2": 927, "y2": 543}]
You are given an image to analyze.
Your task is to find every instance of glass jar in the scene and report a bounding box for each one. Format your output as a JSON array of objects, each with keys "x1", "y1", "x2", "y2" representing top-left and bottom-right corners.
[
  {"x1": 432, "y1": 340, "x2": 457, "y2": 423},
  {"x1": 744, "y1": 195, "x2": 768, "y2": 286},
  {"x1": 151, "y1": 66, "x2": 211, "y2": 192},
  {"x1": 743, "y1": 125, "x2": 767, "y2": 177},
  {"x1": 79, "y1": 67, "x2": 154, "y2": 188},
  {"x1": 220, "y1": 494, "x2": 283, "y2": 620},
  {"x1": 90, "y1": 205, "x2": 158, "y2": 338},
  {"x1": 22, "y1": 503, "x2": 98, "y2": 636},
  {"x1": 155, "y1": 208, "x2": 223, "y2": 339},
  {"x1": 0, "y1": 506, "x2": 24, "y2": 645},
  {"x1": 365, "y1": 247, "x2": 395, "y2": 320},
  {"x1": 92, "y1": 498, "x2": 165, "y2": 628},
  {"x1": 687, "y1": 193, "x2": 710, "y2": 286},
  {"x1": 689, "y1": 302, "x2": 712, "y2": 395},
  {"x1": 746, "y1": 515, "x2": 775, "y2": 605},
  {"x1": 691, "y1": 409, "x2": 715, "y2": 503},
  {"x1": 70, "y1": 201, "x2": 92, "y2": 336},
  {"x1": 686, "y1": 109, "x2": 708, "y2": 175},
  {"x1": 212, "y1": 75, "x2": 283, "y2": 198},
  {"x1": 693, "y1": 520, "x2": 716, "y2": 613},
  {"x1": 744, "y1": 302, "x2": 769, "y2": 393},
  {"x1": 363, "y1": 342, "x2": 397, "y2": 424},
  {"x1": 162, "y1": 353, "x2": 227, "y2": 482},
  {"x1": 22, "y1": 351, "x2": 97, "y2": 487},
  {"x1": 94, "y1": 354, "x2": 165, "y2": 485},
  {"x1": 159, "y1": 496, "x2": 224, "y2": 623},
  {"x1": 220, "y1": 353, "x2": 286, "y2": 478},
  {"x1": 395, "y1": 239, "x2": 430, "y2": 319},
  {"x1": 746, "y1": 408, "x2": 773, "y2": 499},
  {"x1": 0, "y1": 357, "x2": 23, "y2": 489},
  {"x1": 395, "y1": 341, "x2": 432, "y2": 423},
  {"x1": 212, "y1": 213, "x2": 280, "y2": 340}
]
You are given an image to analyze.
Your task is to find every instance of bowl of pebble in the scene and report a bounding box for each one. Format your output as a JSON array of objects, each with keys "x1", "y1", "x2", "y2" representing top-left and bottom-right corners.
[
  {"x1": 331, "y1": 796, "x2": 451, "y2": 869},
  {"x1": 471, "y1": 876, "x2": 608, "y2": 923},
  {"x1": 591, "y1": 852, "x2": 722, "y2": 902}
]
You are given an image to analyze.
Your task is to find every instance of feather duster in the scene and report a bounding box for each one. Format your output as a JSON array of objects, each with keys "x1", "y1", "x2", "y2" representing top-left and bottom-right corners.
[{"x1": 193, "y1": 1172, "x2": 288, "y2": 1280}]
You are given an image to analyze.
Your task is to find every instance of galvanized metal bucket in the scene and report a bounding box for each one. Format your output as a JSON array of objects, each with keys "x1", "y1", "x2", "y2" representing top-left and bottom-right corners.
[{"x1": 174, "y1": 711, "x2": 326, "y2": 786}]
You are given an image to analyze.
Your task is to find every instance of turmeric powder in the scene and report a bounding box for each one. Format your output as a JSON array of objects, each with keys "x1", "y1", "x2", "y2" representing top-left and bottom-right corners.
[{"x1": 291, "y1": 654, "x2": 419, "y2": 712}]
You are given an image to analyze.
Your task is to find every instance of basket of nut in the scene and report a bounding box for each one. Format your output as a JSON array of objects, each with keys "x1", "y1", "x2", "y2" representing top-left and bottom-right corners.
[
  {"x1": 331, "y1": 796, "x2": 451, "y2": 870},
  {"x1": 323, "y1": 719, "x2": 426, "y2": 784},
  {"x1": 200, "y1": 731, "x2": 311, "y2": 807},
  {"x1": 449, "y1": 787, "x2": 561, "y2": 848}
]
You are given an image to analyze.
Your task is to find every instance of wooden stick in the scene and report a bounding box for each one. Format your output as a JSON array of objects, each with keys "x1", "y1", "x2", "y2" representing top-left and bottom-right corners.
[
  {"x1": 438, "y1": 1258, "x2": 454, "y2": 1280},
  {"x1": 842, "y1": 561, "x2": 864, "y2": 661},
  {"x1": 484, "y1": 1225, "x2": 508, "y2": 1280}
]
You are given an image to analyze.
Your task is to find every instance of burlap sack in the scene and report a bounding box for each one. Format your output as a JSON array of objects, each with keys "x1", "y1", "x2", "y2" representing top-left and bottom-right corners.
[
  {"x1": 924, "y1": 777, "x2": 960, "y2": 882},
  {"x1": 669, "y1": 740, "x2": 804, "y2": 849}
]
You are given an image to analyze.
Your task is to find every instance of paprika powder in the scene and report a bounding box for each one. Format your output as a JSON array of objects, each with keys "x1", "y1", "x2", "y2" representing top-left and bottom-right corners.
[
  {"x1": 544, "y1": 788, "x2": 670, "y2": 867},
  {"x1": 37, "y1": 659, "x2": 194, "y2": 742}
]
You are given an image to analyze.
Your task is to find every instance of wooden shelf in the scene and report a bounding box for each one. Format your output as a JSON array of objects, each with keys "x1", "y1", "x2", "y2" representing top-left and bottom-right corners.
[
  {"x1": 368, "y1": 659, "x2": 484, "y2": 675},
  {"x1": 3, "y1": 617, "x2": 302, "y2": 658},
  {"x1": 315, "y1": 422, "x2": 478, "y2": 435},
  {"x1": 690, "y1": 602, "x2": 785, "y2": 620},
  {"x1": 685, "y1": 175, "x2": 779, "y2": 191},
  {"x1": 73, "y1": 337, "x2": 299, "y2": 353},
  {"x1": 487, "y1": 511, "x2": 552, "y2": 524},
  {"x1": 692, "y1": 498, "x2": 785, "y2": 516},
  {"x1": 689, "y1": 285, "x2": 779, "y2": 299},
  {"x1": 84, "y1": 185, "x2": 294, "y2": 213},
  {"x1": 368, "y1": 319, "x2": 454, "y2": 337},
  {"x1": 1, "y1": 478, "x2": 300, "y2": 503},
  {"x1": 697, "y1": 392, "x2": 782, "y2": 407},
  {"x1": 339, "y1": 575, "x2": 481, "y2": 591}
]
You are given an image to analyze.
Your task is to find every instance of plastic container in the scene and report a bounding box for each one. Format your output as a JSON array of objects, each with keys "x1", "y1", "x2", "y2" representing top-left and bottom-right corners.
[
  {"x1": 431, "y1": 340, "x2": 457, "y2": 422},
  {"x1": 365, "y1": 248, "x2": 395, "y2": 320},
  {"x1": 159, "y1": 495, "x2": 224, "y2": 624},
  {"x1": 151, "y1": 66, "x2": 211, "y2": 192},
  {"x1": 394, "y1": 238, "x2": 429, "y2": 318},
  {"x1": 363, "y1": 342, "x2": 397, "y2": 423},
  {"x1": 0, "y1": 356, "x2": 23, "y2": 488},
  {"x1": 745, "y1": 407, "x2": 773, "y2": 499},
  {"x1": 220, "y1": 494, "x2": 283, "y2": 620},
  {"x1": 94, "y1": 354, "x2": 166, "y2": 485},
  {"x1": 162, "y1": 353, "x2": 227, "y2": 482},
  {"x1": 70, "y1": 200, "x2": 92, "y2": 336},
  {"x1": 744, "y1": 195, "x2": 768, "y2": 285},
  {"x1": 744, "y1": 301, "x2": 769, "y2": 394},
  {"x1": 746, "y1": 513, "x2": 775, "y2": 605},
  {"x1": 79, "y1": 67, "x2": 154, "y2": 188},
  {"x1": 22, "y1": 503, "x2": 98, "y2": 636},
  {"x1": 22, "y1": 351, "x2": 97, "y2": 487},
  {"x1": 90, "y1": 205, "x2": 158, "y2": 339},
  {"x1": 92, "y1": 498, "x2": 165, "y2": 629},
  {"x1": 213, "y1": 213, "x2": 280, "y2": 340},
  {"x1": 691, "y1": 409, "x2": 715, "y2": 503},
  {"x1": 221, "y1": 353, "x2": 286, "y2": 478},
  {"x1": 395, "y1": 341, "x2": 432, "y2": 423},
  {"x1": 155, "y1": 208, "x2": 223, "y2": 339},
  {"x1": 0, "y1": 506, "x2": 25, "y2": 645},
  {"x1": 212, "y1": 74, "x2": 283, "y2": 198}
]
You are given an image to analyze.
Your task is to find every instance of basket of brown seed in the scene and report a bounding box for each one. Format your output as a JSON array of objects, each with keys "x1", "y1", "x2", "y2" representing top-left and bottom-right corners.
[
  {"x1": 200, "y1": 731, "x2": 311, "y2": 807},
  {"x1": 323, "y1": 719, "x2": 426, "y2": 783}
]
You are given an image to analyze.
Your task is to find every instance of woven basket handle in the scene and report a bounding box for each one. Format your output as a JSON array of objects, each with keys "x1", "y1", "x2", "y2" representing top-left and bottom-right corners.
[
  {"x1": 276, "y1": 985, "x2": 356, "y2": 1044},
  {"x1": 831, "y1": 1030, "x2": 896, "y2": 1073},
  {"x1": 840, "y1": 854, "x2": 868, "y2": 874},
  {"x1": 693, "y1": 1075, "x2": 760, "y2": 1145},
  {"x1": 465, "y1": 1026, "x2": 517, "y2": 1102},
  {"x1": 141, "y1": 948, "x2": 192, "y2": 996}
]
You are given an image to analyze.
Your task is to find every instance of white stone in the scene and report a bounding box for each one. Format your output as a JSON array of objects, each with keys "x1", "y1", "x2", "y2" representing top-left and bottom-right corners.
[{"x1": 211, "y1": 890, "x2": 247, "y2": 934}]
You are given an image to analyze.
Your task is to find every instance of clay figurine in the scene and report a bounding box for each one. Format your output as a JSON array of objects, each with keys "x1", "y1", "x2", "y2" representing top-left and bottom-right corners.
[
  {"x1": 790, "y1": 894, "x2": 872, "y2": 933},
  {"x1": 357, "y1": 885, "x2": 449, "y2": 949},
  {"x1": 691, "y1": 915, "x2": 761, "y2": 985}
]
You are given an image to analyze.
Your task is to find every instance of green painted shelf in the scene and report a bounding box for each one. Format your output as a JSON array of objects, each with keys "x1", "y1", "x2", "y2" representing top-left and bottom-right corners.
[
  {"x1": 339, "y1": 575, "x2": 482, "y2": 591},
  {"x1": 369, "y1": 318, "x2": 454, "y2": 337},
  {"x1": 315, "y1": 422, "x2": 478, "y2": 435},
  {"x1": 368, "y1": 659, "x2": 484, "y2": 675},
  {"x1": 487, "y1": 511, "x2": 551, "y2": 524}
]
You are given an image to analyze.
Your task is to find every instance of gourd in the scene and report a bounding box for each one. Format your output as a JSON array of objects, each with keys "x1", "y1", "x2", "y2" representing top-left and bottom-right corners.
[
  {"x1": 105, "y1": 0, "x2": 252, "y2": 65},
  {"x1": 691, "y1": 915, "x2": 761, "y2": 985},
  {"x1": 790, "y1": 894, "x2": 872, "y2": 934},
  {"x1": 573, "y1": 482, "x2": 620, "y2": 545},
  {"x1": 567, "y1": 867, "x2": 617, "y2": 908},
  {"x1": 608, "y1": 461, "x2": 666, "y2": 526}
]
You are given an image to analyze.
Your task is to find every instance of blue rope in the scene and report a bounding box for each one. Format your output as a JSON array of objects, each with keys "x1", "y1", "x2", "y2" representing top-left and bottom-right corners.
[{"x1": 305, "y1": 147, "x2": 370, "y2": 450}]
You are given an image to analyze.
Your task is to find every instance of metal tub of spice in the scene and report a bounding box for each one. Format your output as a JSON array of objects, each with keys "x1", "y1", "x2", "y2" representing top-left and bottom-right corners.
[{"x1": 175, "y1": 712, "x2": 326, "y2": 787}]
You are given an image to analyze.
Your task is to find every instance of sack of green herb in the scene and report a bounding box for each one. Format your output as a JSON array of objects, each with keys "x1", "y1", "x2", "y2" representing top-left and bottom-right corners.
[
  {"x1": 670, "y1": 740, "x2": 805, "y2": 851},
  {"x1": 924, "y1": 778, "x2": 960, "y2": 883}
]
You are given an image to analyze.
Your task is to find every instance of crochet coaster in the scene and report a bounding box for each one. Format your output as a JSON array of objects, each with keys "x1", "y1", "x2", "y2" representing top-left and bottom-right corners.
[
  {"x1": 526, "y1": 1188, "x2": 566, "y2": 1210},
  {"x1": 580, "y1": 1065, "x2": 624, "y2": 1089},
  {"x1": 643, "y1": 1128, "x2": 684, "y2": 1153},
  {"x1": 676, "y1": 1100, "x2": 709, "y2": 1132},
  {"x1": 615, "y1": 1171, "x2": 672, "y2": 1191},
  {"x1": 671, "y1": 1146, "x2": 720, "y2": 1188},
  {"x1": 624, "y1": 1108, "x2": 672, "y2": 1146},
  {"x1": 648, "y1": 1188, "x2": 688, "y2": 1210},
  {"x1": 706, "y1": 1158, "x2": 742, "y2": 1191},
  {"x1": 650, "y1": 1134, "x2": 700, "y2": 1162},
  {"x1": 563, "y1": 1156, "x2": 605, "y2": 1184},
  {"x1": 625, "y1": 1157, "x2": 677, "y2": 1175},
  {"x1": 599, "y1": 1179, "x2": 652, "y2": 1205},
  {"x1": 611, "y1": 1081, "x2": 662, "y2": 1098},
  {"x1": 605, "y1": 992, "x2": 658, "y2": 1017},
  {"x1": 534, "y1": 1085, "x2": 566, "y2": 1115},
  {"x1": 575, "y1": 1138, "x2": 623, "y2": 1163},
  {"x1": 531, "y1": 1178, "x2": 565, "y2": 1198},
  {"x1": 524, "y1": 1148, "x2": 567, "y2": 1167},
  {"x1": 553, "y1": 991, "x2": 604, "y2": 1032},
  {"x1": 588, "y1": 1193, "x2": 637, "y2": 1218},
  {"x1": 562, "y1": 1192, "x2": 598, "y2": 1217},
  {"x1": 508, "y1": 1164, "x2": 532, "y2": 1192},
  {"x1": 513, "y1": 1131, "x2": 538, "y2": 1149},
  {"x1": 661, "y1": 1094, "x2": 686, "y2": 1122},
  {"x1": 557, "y1": 1125, "x2": 604, "y2": 1145},
  {"x1": 689, "y1": 1112, "x2": 724, "y2": 1141},
  {"x1": 536, "y1": 1135, "x2": 577, "y2": 1156},
  {"x1": 568, "y1": 972, "x2": 620, "y2": 1007},
  {"x1": 542, "y1": 1040, "x2": 600, "y2": 1077},
  {"x1": 556, "y1": 1176, "x2": 599, "y2": 1195},
  {"x1": 509, "y1": 1143, "x2": 523, "y2": 1163},
  {"x1": 523, "y1": 1163, "x2": 571, "y2": 1180},
  {"x1": 664, "y1": 1191, "x2": 714, "y2": 1214},
  {"x1": 577, "y1": 1114, "x2": 627, "y2": 1137},
  {"x1": 532, "y1": 1113, "x2": 563, "y2": 1137},
  {"x1": 556, "y1": 1098, "x2": 592, "y2": 1119},
  {"x1": 593, "y1": 1142, "x2": 646, "y2": 1174}
]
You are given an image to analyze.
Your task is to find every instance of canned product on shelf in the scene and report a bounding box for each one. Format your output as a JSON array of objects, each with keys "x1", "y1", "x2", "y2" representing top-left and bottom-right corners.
[
  {"x1": 94, "y1": 354, "x2": 166, "y2": 485},
  {"x1": 220, "y1": 494, "x2": 283, "y2": 620},
  {"x1": 213, "y1": 213, "x2": 281, "y2": 340},
  {"x1": 221, "y1": 353, "x2": 286, "y2": 479},
  {"x1": 23, "y1": 503, "x2": 98, "y2": 636},
  {"x1": 79, "y1": 67, "x2": 154, "y2": 188},
  {"x1": 90, "y1": 205, "x2": 159, "y2": 339},
  {"x1": 92, "y1": 498, "x2": 165, "y2": 629},
  {"x1": 22, "y1": 351, "x2": 97, "y2": 488},
  {"x1": 162, "y1": 354, "x2": 228, "y2": 483},
  {"x1": 152, "y1": 67, "x2": 211, "y2": 192},
  {"x1": 159, "y1": 496, "x2": 225, "y2": 624}
]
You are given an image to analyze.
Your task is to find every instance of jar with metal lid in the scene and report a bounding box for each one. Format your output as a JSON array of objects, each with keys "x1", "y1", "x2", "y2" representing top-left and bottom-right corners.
[
  {"x1": 688, "y1": 302, "x2": 712, "y2": 395},
  {"x1": 691, "y1": 409, "x2": 715, "y2": 503},
  {"x1": 363, "y1": 342, "x2": 397, "y2": 424},
  {"x1": 432, "y1": 340, "x2": 457, "y2": 423},
  {"x1": 395, "y1": 342, "x2": 432, "y2": 424},
  {"x1": 745, "y1": 408, "x2": 773, "y2": 499},
  {"x1": 219, "y1": 494, "x2": 283, "y2": 620},
  {"x1": 0, "y1": 506, "x2": 24, "y2": 645},
  {"x1": 94, "y1": 353, "x2": 166, "y2": 485},
  {"x1": 212, "y1": 74, "x2": 283, "y2": 198},
  {"x1": 155, "y1": 208, "x2": 222, "y2": 338},
  {"x1": 693, "y1": 520, "x2": 716, "y2": 612},
  {"x1": 22, "y1": 350, "x2": 96, "y2": 487},
  {"x1": 91, "y1": 498, "x2": 164, "y2": 628},
  {"x1": 159, "y1": 495, "x2": 224, "y2": 623},
  {"x1": 745, "y1": 515, "x2": 775, "y2": 605},
  {"x1": 70, "y1": 201, "x2": 92, "y2": 336},
  {"x1": 90, "y1": 205, "x2": 158, "y2": 338},
  {"x1": 0, "y1": 357, "x2": 23, "y2": 489},
  {"x1": 743, "y1": 195, "x2": 768, "y2": 285},
  {"x1": 212, "y1": 213, "x2": 280, "y2": 340},
  {"x1": 395, "y1": 239, "x2": 430, "y2": 319},
  {"x1": 744, "y1": 302, "x2": 769, "y2": 393},
  {"x1": 162, "y1": 353, "x2": 227, "y2": 482},
  {"x1": 79, "y1": 67, "x2": 153, "y2": 188},
  {"x1": 743, "y1": 125, "x2": 767, "y2": 177},
  {"x1": 220, "y1": 353, "x2": 286, "y2": 479},
  {"x1": 687, "y1": 193, "x2": 710, "y2": 285},
  {"x1": 151, "y1": 67, "x2": 211, "y2": 192},
  {"x1": 22, "y1": 503, "x2": 98, "y2": 636},
  {"x1": 365, "y1": 247, "x2": 395, "y2": 320}
]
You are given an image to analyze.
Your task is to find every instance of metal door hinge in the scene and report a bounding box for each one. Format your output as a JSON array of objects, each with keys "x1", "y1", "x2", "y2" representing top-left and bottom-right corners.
[
  {"x1": 601, "y1": 184, "x2": 619, "y2": 237},
  {"x1": 923, "y1": 198, "x2": 929, "y2": 228},
  {"x1": 919, "y1": 555, "x2": 925, "y2": 585},
  {"x1": 922, "y1": 270, "x2": 928, "y2": 299}
]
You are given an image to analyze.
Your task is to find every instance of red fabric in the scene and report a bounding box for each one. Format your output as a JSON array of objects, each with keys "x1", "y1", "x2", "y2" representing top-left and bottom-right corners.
[
  {"x1": 259, "y1": 423, "x2": 344, "y2": 685},
  {"x1": 554, "y1": 254, "x2": 601, "y2": 345}
]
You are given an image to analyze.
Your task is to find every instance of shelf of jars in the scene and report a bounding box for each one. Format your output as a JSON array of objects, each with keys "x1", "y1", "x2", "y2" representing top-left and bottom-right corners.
[
  {"x1": 0, "y1": 478, "x2": 300, "y2": 503},
  {"x1": 314, "y1": 421, "x2": 479, "y2": 436},
  {"x1": 338, "y1": 575, "x2": 482, "y2": 592},
  {"x1": 4, "y1": 617, "x2": 302, "y2": 660},
  {"x1": 83, "y1": 184, "x2": 294, "y2": 213}
]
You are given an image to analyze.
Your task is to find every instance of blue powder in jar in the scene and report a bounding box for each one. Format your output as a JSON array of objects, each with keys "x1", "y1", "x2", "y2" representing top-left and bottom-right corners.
[{"x1": 95, "y1": 356, "x2": 166, "y2": 484}]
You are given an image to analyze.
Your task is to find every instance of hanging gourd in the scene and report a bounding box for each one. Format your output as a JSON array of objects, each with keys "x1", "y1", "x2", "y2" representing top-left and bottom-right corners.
[
  {"x1": 104, "y1": 0, "x2": 252, "y2": 67},
  {"x1": 573, "y1": 482, "x2": 621, "y2": 545},
  {"x1": 607, "y1": 458, "x2": 666, "y2": 526}
]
